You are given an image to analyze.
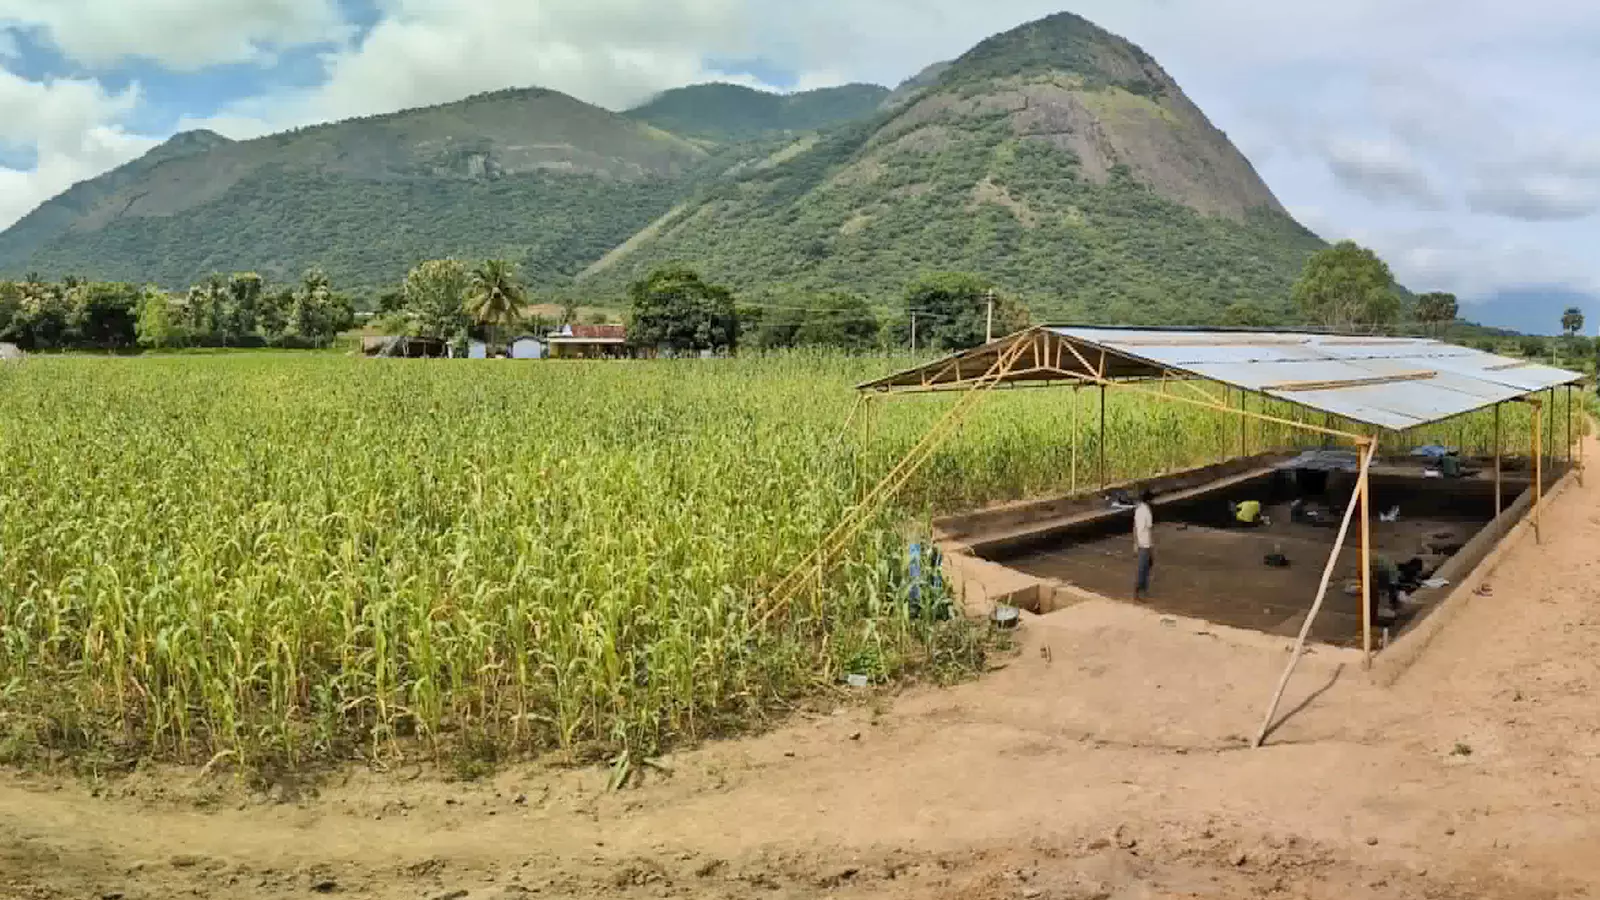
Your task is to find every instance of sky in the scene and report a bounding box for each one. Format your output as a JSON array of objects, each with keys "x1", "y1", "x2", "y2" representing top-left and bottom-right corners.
[{"x1": 1, "y1": 1, "x2": 1597, "y2": 333}]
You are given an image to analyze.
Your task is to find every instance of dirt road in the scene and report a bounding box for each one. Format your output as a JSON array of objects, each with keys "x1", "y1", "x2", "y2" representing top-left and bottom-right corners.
[{"x1": 6, "y1": 457, "x2": 1599, "y2": 899}]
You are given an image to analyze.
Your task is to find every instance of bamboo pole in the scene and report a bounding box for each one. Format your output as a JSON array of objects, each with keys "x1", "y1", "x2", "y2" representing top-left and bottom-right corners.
[
  {"x1": 1566, "y1": 384, "x2": 1573, "y2": 469},
  {"x1": 1493, "y1": 403, "x2": 1502, "y2": 518},
  {"x1": 1546, "y1": 387, "x2": 1555, "y2": 480},
  {"x1": 1253, "y1": 440, "x2": 1374, "y2": 747},
  {"x1": 1099, "y1": 383, "x2": 1107, "y2": 490},
  {"x1": 1534, "y1": 399, "x2": 1543, "y2": 544},
  {"x1": 761, "y1": 338, "x2": 1029, "y2": 620},
  {"x1": 1071, "y1": 386, "x2": 1079, "y2": 494},
  {"x1": 1360, "y1": 443, "x2": 1373, "y2": 669},
  {"x1": 1240, "y1": 389, "x2": 1247, "y2": 457}
]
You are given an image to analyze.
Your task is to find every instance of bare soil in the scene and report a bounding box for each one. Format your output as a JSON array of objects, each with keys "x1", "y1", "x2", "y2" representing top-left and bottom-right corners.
[
  {"x1": 994, "y1": 468, "x2": 1533, "y2": 646},
  {"x1": 7, "y1": 450, "x2": 1600, "y2": 900}
]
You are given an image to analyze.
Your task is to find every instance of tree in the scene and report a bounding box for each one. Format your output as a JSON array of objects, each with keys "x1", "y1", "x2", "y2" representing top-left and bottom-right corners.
[
  {"x1": 223, "y1": 273, "x2": 264, "y2": 341},
  {"x1": 180, "y1": 276, "x2": 227, "y2": 345},
  {"x1": 404, "y1": 259, "x2": 471, "y2": 341},
  {"x1": 66, "y1": 281, "x2": 140, "y2": 349},
  {"x1": 135, "y1": 289, "x2": 187, "y2": 349},
  {"x1": 902, "y1": 273, "x2": 1029, "y2": 350},
  {"x1": 0, "y1": 282, "x2": 20, "y2": 343},
  {"x1": 287, "y1": 268, "x2": 353, "y2": 346},
  {"x1": 756, "y1": 292, "x2": 881, "y2": 350},
  {"x1": 1518, "y1": 336, "x2": 1547, "y2": 359},
  {"x1": 1218, "y1": 301, "x2": 1273, "y2": 328},
  {"x1": 1561, "y1": 306, "x2": 1585, "y2": 337},
  {"x1": 258, "y1": 288, "x2": 293, "y2": 344},
  {"x1": 464, "y1": 259, "x2": 526, "y2": 345},
  {"x1": 1292, "y1": 241, "x2": 1401, "y2": 330},
  {"x1": 627, "y1": 264, "x2": 739, "y2": 353},
  {"x1": 1414, "y1": 291, "x2": 1459, "y2": 335},
  {"x1": 16, "y1": 280, "x2": 70, "y2": 350}
]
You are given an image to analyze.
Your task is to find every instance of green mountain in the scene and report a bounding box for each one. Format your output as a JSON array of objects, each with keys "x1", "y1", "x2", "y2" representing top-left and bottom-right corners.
[
  {"x1": 0, "y1": 11, "x2": 1323, "y2": 324},
  {"x1": 0, "y1": 88, "x2": 712, "y2": 287},
  {"x1": 583, "y1": 13, "x2": 1324, "y2": 323},
  {"x1": 625, "y1": 83, "x2": 891, "y2": 143}
]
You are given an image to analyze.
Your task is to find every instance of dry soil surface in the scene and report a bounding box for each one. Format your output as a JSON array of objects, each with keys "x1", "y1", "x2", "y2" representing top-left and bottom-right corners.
[{"x1": 6, "y1": 455, "x2": 1600, "y2": 900}]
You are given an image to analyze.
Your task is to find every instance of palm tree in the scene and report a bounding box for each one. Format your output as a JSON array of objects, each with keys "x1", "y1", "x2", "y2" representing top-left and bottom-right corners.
[
  {"x1": 465, "y1": 259, "x2": 527, "y2": 348},
  {"x1": 1561, "y1": 306, "x2": 1585, "y2": 337}
]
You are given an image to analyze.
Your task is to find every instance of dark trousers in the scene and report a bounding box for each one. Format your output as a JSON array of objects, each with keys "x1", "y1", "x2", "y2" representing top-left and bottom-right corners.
[{"x1": 1135, "y1": 548, "x2": 1155, "y2": 597}]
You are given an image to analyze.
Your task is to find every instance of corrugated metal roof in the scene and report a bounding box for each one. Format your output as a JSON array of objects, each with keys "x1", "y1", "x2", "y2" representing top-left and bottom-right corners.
[
  {"x1": 858, "y1": 327, "x2": 1584, "y2": 431},
  {"x1": 1048, "y1": 327, "x2": 1582, "y2": 430}
]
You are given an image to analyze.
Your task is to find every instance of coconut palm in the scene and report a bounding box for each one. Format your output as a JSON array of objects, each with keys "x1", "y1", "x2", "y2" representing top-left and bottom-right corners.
[{"x1": 465, "y1": 259, "x2": 526, "y2": 347}]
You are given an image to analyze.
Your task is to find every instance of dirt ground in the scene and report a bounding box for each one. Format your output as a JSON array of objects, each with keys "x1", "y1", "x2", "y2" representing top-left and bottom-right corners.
[
  {"x1": 6, "y1": 451, "x2": 1600, "y2": 899},
  {"x1": 995, "y1": 467, "x2": 1536, "y2": 645}
]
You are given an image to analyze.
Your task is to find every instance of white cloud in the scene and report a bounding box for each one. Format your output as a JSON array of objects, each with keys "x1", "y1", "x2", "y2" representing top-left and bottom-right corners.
[
  {"x1": 0, "y1": 0, "x2": 349, "y2": 70},
  {"x1": 1321, "y1": 137, "x2": 1445, "y2": 210},
  {"x1": 0, "y1": 70, "x2": 157, "y2": 228},
  {"x1": 309, "y1": 0, "x2": 756, "y2": 118}
]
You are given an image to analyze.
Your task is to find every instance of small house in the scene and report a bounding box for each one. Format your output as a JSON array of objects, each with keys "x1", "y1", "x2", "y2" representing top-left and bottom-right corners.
[
  {"x1": 509, "y1": 336, "x2": 547, "y2": 359},
  {"x1": 547, "y1": 324, "x2": 635, "y2": 359}
]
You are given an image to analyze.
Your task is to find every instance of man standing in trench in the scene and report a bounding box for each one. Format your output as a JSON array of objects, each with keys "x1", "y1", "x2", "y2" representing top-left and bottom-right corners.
[{"x1": 1134, "y1": 489, "x2": 1155, "y2": 600}]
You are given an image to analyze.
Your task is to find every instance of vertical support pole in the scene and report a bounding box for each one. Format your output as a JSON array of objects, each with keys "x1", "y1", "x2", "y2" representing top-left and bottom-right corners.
[
  {"x1": 1239, "y1": 389, "x2": 1247, "y2": 458},
  {"x1": 1534, "y1": 400, "x2": 1543, "y2": 543},
  {"x1": 1071, "y1": 386, "x2": 1079, "y2": 494},
  {"x1": 1547, "y1": 388, "x2": 1555, "y2": 485},
  {"x1": 1219, "y1": 386, "x2": 1228, "y2": 466},
  {"x1": 1099, "y1": 383, "x2": 1107, "y2": 490},
  {"x1": 1493, "y1": 403, "x2": 1502, "y2": 519},
  {"x1": 985, "y1": 290, "x2": 995, "y2": 344},
  {"x1": 910, "y1": 313, "x2": 917, "y2": 352},
  {"x1": 1360, "y1": 444, "x2": 1373, "y2": 670},
  {"x1": 1566, "y1": 384, "x2": 1573, "y2": 469}
]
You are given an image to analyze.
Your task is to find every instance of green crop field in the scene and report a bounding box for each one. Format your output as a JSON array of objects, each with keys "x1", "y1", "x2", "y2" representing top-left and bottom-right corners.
[{"x1": 0, "y1": 353, "x2": 1580, "y2": 773}]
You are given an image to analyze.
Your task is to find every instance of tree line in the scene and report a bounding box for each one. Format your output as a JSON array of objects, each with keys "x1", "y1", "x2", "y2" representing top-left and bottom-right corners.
[
  {"x1": 0, "y1": 270, "x2": 355, "y2": 351},
  {"x1": 5, "y1": 241, "x2": 1589, "y2": 359}
]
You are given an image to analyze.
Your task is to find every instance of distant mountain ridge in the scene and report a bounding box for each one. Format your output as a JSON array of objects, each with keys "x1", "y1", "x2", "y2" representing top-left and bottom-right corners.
[
  {"x1": 625, "y1": 83, "x2": 890, "y2": 143},
  {"x1": 580, "y1": 12, "x2": 1321, "y2": 323},
  {"x1": 0, "y1": 11, "x2": 1324, "y2": 324}
]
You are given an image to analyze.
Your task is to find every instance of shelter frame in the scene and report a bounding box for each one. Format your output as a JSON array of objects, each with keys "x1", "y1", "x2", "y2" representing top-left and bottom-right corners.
[{"x1": 774, "y1": 326, "x2": 1583, "y2": 746}]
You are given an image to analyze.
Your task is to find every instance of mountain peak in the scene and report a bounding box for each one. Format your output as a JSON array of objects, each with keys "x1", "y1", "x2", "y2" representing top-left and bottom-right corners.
[
  {"x1": 142, "y1": 129, "x2": 233, "y2": 163},
  {"x1": 941, "y1": 10, "x2": 1164, "y2": 92},
  {"x1": 625, "y1": 82, "x2": 889, "y2": 143}
]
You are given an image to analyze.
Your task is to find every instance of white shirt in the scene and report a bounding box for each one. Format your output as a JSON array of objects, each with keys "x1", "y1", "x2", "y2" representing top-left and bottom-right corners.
[{"x1": 1134, "y1": 503, "x2": 1154, "y2": 549}]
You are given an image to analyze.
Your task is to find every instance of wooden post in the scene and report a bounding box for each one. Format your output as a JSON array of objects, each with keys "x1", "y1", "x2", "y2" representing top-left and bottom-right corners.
[
  {"x1": 1099, "y1": 383, "x2": 1107, "y2": 490},
  {"x1": 1239, "y1": 389, "x2": 1247, "y2": 457},
  {"x1": 1547, "y1": 387, "x2": 1555, "y2": 481},
  {"x1": 1071, "y1": 386, "x2": 1079, "y2": 494},
  {"x1": 1534, "y1": 399, "x2": 1543, "y2": 543},
  {"x1": 1360, "y1": 444, "x2": 1373, "y2": 669},
  {"x1": 1253, "y1": 440, "x2": 1373, "y2": 747},
  {"x1": 910, "y1": 313, "x2": 917, "y2": 352},
  {"x1": 1566, "y1": 384, "x2": 1573, "y2": 469},
  {"x1": 1493, "y1": 402, "x2": 1502, "y2": 518}
]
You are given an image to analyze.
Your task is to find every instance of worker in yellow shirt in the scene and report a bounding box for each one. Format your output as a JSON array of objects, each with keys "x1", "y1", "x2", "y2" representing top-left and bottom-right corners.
[{"x1": 1230, "y1": 499, "x2": 1266, "y2": 528}]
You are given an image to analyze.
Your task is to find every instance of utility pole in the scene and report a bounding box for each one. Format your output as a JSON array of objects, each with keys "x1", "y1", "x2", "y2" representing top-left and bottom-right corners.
[
  {"x1": 985, "y1": 290, "x2": 995, "y2": 343},
  {"x1": 910, "y1": 312, "x2": 918, "y2": 352}
]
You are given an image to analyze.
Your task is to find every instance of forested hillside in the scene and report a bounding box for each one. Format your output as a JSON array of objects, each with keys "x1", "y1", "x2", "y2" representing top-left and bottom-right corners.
[
  {"x1": 583, "y1": 12, "x2": 1323, "y2": 323},
  {"x1": 0, "y1": 12, "x2": 1325, "y2": 324}
]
